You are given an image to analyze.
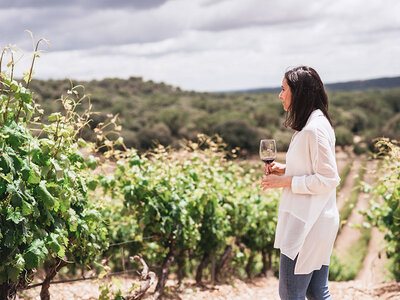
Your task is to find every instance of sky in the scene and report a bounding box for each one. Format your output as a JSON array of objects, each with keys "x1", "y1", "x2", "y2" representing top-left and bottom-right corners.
[{"x1": 1, "y1": 0, "x2": 399, "y2": 92}]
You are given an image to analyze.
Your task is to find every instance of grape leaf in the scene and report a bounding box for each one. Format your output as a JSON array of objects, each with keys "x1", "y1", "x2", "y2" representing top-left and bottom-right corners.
[
  {"x1": 28, "y1": 163, "x2": 41, "y2": 184},
  {"x1": 50, "y1": 159, "x2": 64, "y2": 181},
  {"x1": 48, "y1": 112, "x2": 61, "y2": 122},
  {"x1": 86, "y1": 155, "x2": 98, "y2": 170},
  {"x1": 23, "y1": 239, "x2": 48, "y2": 269},
  {"x1": 7, "y1": 266, "x2": 21, "y2": 282},
  {"x1": 15, "y1": 86, "x2": 32, "y2": 104},
  {"x1": 6, "y1": 209, "x2": 24, "y2": 224},
  {"x1": 37, "y1": 181, "x2": 57, "y2": 209},
  {"x1": 21, "y1": 200, "x2": 33, "y2": 216},
  {"x1": 1, "y1": 121, "x2": 29, "y2": 148}
]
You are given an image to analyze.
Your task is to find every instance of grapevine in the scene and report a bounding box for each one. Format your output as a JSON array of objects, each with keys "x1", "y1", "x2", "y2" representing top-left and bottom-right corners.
[
  {"x1": 364, "y1": 139, "x2": 400, "y2": 280},
  {"x1": 0, "y1": 42, "x2": 107, "y2": 299}
]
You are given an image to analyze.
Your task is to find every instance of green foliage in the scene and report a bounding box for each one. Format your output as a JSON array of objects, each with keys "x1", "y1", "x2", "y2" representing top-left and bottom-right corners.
[
  {"x1": 28, "y1": 76, "x2": 400, "y2": 155},
  {"x1": 335, "y1": 126, "x2": 354, "y2": 148},
  {"x1": 156, "y1": 108, "x2": 188, "y2": 136},
  {"x1": 136, "y1": 123, "x2": 172, "y2": 150},
  {"x1": 364, "y1": 139, "x2": 400, "y2": 280},
  {"x1": 329, "y1": 224, "x2": 371, "y2": 281},
  {"x1": 353, "y1": 142, "x2": 369, "y2": 155},
  {"x1": 339, "y1": 161, "x2": 366, "y2": 227},
  {"x1": 328, "y1": 253, "x2": 354, "y2": 281},
  {"x1": 98, "y1": 134, "x2": 281, "y2": 281},
  {"x1": 98, "y1": 277, "x2": 125, "y2": 300},
  {"x1": 337, "y1": 161, "x2": 353, "y2": 193},
  {"x1": 0, "y1": 48, "x2": 107, "y2": 292},
  {"x1": 383, "y1": 113, "x2": 400, "y2": 138},
  {"x1": 214, "y1": 119, "x2": 264, "y2": 153},
  {"x1": 273, "y1": 130, "x2": 292, "y2": 152},
  {"x1": 241, "y1": 193, "x2": 278, "y2": 253}
]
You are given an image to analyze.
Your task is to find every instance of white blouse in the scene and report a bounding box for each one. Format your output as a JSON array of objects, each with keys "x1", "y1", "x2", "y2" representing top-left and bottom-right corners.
[{"x1": 274, "y1": 109, "x2": 340, "y2": 274}]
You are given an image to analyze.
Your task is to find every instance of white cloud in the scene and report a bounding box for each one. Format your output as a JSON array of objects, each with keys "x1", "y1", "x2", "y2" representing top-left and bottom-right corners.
[{"x1": 2, "y1": 0, "x2": 400, "y2": 91}]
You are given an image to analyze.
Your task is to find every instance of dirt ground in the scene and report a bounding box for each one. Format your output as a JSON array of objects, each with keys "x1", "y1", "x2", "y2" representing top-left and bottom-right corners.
[{"x1": 19, "y1": 276, "x2": 400, "y2": 300}]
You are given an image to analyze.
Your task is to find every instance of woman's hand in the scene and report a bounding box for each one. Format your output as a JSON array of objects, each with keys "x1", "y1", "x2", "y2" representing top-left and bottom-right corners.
[
  {"x1": 260, "y1": 175, "x2": 292, "y2": 190},
  {"x1": 264, "y1": 162, "x2": 286, "y2": 176}
]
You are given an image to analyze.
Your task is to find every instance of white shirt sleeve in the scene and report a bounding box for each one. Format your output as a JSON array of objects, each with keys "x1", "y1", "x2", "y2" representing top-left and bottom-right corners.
[{"x1": 291, "y1": 129, "x2": 340, "y2": 195}]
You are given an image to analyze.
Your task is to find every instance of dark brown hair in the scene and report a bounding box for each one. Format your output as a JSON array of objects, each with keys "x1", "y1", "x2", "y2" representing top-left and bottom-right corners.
[{"x1": 283, "y1": 66, "x2": 333, "y2": 131}]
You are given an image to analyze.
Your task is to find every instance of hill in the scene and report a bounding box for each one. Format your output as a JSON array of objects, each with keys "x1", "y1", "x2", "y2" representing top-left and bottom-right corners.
[
  {"x1": 223, "y1": 75, "x2": 400, "y2": 93},
  {"x1": 325, "y1": 76, "x2": 400, "y2": 91},
  {"x1": 28, "y1": 76, "x2": 400, "y2": 154}
]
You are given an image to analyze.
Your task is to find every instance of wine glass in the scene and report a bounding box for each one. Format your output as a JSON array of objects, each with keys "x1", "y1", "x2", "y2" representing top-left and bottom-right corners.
[{"x1": 259, "y1": 139, "x2": 277, "y2": 175}]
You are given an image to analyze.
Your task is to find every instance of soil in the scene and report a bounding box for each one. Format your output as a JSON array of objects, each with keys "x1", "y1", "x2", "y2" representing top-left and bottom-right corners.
[
  {"x1": 334, "y1": 159, "x2": 389, "y2": 285},
  {"x1": 19, "y1": 276, "x2": 400, "y2": 300},
  {"x1": 336, "y1": 158, "x2": 361, "y2": 211},
  {"x1": 356, "y1": 226, "x2": 389, "y2": 284},
  {"x1": 334, "y1": 159, "x2": 373, "y2": 256}
]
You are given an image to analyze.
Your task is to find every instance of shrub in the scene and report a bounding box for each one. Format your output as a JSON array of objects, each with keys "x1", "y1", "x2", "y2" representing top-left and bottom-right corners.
[
  {"x1": 214, "y1": 119, "x2": 262, "y2": 153},
  {"x1": 335, "y1": 126, "x2": 354, "y2": 148}
]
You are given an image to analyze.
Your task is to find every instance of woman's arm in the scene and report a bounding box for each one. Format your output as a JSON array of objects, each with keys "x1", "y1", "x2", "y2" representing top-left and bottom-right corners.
[
  {"x1": 290, "y1": 129, "x2": 340, "y2": 195},
  {"x1": 261, "y1": 129, "x2": 340, "y2": 193}
]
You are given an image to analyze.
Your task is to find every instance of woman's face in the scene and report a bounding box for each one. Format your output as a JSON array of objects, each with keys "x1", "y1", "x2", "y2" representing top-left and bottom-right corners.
[{"x1": 279, "y1": 77, "x2": 292, "y2": 111}]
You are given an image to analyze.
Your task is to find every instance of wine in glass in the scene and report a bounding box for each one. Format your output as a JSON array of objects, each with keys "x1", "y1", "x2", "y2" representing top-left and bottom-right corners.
[{"x1": 260, "y1": 139, "x2": 277, "y2": 175}]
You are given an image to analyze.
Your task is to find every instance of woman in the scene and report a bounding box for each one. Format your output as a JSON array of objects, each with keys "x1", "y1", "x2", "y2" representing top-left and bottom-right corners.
[{"x1": 261, "y1": 66, "x2": 340, "y2": 300}]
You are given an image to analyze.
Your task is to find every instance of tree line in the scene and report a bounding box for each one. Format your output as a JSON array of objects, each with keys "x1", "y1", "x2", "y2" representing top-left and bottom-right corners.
[{"x1": 28, "y1": 77, "x2": 400, "y2": 155}]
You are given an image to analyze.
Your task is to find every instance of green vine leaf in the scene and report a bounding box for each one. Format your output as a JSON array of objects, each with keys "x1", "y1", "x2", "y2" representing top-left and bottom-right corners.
[
  {"x1": 37, "y1": 181, "x2": 57, "y2": 210},
  {"x1": 6, "y1": 208, "x2": 24, "y2": 224}
]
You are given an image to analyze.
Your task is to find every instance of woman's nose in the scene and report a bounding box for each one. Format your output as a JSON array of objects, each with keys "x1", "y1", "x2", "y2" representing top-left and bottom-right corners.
[{"x1": 278, "y1": 91, "x2": 283, "y2": 99}]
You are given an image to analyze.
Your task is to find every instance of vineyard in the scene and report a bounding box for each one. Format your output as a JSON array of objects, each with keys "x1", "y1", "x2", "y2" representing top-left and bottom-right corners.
[{"x1": 1, "y1": 45, "x2": 400, "y2": 300}]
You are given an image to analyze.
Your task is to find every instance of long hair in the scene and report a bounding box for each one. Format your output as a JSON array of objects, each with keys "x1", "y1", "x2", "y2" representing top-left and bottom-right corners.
[{"x1": 283, "y1": 66, "x2": 333, "y2": 131}]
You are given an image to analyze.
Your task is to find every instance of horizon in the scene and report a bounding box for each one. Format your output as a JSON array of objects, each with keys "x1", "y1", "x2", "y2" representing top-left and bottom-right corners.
[{"x1": 22, "y1": 73, "x2": 400, "y2": 93}]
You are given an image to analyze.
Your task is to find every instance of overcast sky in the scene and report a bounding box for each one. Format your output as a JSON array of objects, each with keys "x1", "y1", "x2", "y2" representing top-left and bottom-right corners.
[{"x1": 1, "y1": 0, "x2": 399, "y2": 91}]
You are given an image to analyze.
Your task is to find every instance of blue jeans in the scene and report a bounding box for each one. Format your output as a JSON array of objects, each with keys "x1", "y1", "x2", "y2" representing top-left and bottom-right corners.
[{"x1": 279, "y1": 253, "x2": 332, "y2": 300}]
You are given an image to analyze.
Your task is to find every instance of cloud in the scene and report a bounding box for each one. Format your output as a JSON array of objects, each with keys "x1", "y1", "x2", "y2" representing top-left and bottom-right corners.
[
  {"x1": 0, "y1": 0, "x2": 168, "y2": 10},
  {"x1": 2, "y1": 0, "x2": 400, "y2": 91},
  {"x1": 0, "y1": 0, "x2": 325, "y2": 51},
  {"x1": 193, "y1": 0, "x2": 324, "y2": 32},
  {"x1": 0, "y1": 5, "x2": 182, "y2": 51}
]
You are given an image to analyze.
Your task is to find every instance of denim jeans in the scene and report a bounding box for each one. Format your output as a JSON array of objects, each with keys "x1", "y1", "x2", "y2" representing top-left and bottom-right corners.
[{"x1": 279, "y1": 253, "x2": 332, "y2": 300}]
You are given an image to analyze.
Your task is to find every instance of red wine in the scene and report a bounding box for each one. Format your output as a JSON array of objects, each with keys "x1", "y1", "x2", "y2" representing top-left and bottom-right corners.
[{"x1": 261, "y1": 158, "x2": 275, "y2": 164}]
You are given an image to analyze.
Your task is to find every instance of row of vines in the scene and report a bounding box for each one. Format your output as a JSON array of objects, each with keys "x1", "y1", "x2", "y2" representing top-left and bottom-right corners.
[
  {"x1": 365, "y1": 139, "x2": 400, "y2": 281},
  {"x1": 97, "y1": 137, "x2": 280, "y2": 298},
  {"x1": 0, "y1": 43, "x2": 281, "y2": 300}
]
